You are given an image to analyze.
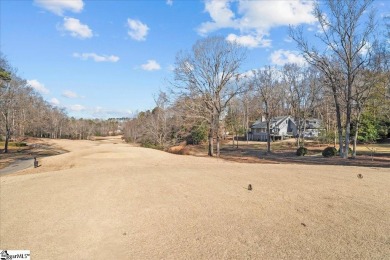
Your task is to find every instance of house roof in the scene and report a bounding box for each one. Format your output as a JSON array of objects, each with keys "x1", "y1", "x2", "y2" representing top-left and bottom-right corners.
[
  {"x1": 251, "y1": 116, "x2": 290, "y2": 129},
  {"x1": 305, "y1": 118, "x2": 322, "y2": 129}
]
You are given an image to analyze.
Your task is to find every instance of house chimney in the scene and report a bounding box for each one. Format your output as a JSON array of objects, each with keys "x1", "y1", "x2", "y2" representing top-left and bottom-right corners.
[{"x1": 261, "y1": 115, "x2": 265, "y2": 122}]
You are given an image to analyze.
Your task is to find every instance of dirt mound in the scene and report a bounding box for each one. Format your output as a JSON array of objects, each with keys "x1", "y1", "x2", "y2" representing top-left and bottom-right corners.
[{"x1": 167, "y1": 145, "x2": 191, "y2": 155}]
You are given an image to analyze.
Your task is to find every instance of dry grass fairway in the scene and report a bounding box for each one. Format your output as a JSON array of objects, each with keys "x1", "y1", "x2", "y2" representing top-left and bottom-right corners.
[{"x1": 1, "y1": 138, "x2": 389, "y2": 259}]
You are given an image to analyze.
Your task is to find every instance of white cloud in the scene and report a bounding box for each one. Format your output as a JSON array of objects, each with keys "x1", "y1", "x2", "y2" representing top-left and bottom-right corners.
[
  {"x1": 284, "y1": 36, "x2": 293, "y2": 43},
  {"x1": 198, "y1": 0, "x2": 236, "y2": 36},
  {"x1": 239, "y1": 70, "x2": 255, "y2": 79},
  {"x1": 359, "y1": 42, "x2": 371, "y2": 56},
  {"x1": 316, "y1": 13, "x2": 329, "y2": 33},
  {"x1": 166, "y1": 0, "x2": 173, "y2": 6},
  {"x1": 62, "y1": 17, "x2": 93, "y2": 39},
  {"x1": 69, "y1": 104, "x2": 86, "y2": 111},
  {"x1": 238, "y1": 0, "x2": 316, "y2": 27},
  {"x1": 62, "y1": 90, "x2": 79, "y2": 98},
  {"x1": 92, "y1": 107, "x2": 133, "y2": 119},
  {"x1": 141, "y1": 60, "x2": 161, "y2": 71},
  {"x1": 73, "y1": 52, "x2": 119, "y2": 62},
  {"x1": 27, "y1": 79, "x2": 49, "y2": 94},
  {"x1": 127, "y1": 19, "x2": 149, "y2": 41},
  {"x1": 183, "y1": 61, "x2": 194, "y2": 73},
  {"x1": 270, "y1": 49, "x2": 307, "y2": 66},
  {"x1": 50, "y1": 98, "x2": 60, "y2": 105},
  {"x1": 34, "y1": 0, "x2": 84, "y2": 16},
  {"x1": 226, "y1": 33, "x2": 271, "y2": 48},
  {"x1": 198, "y1": 0, "x2": 316, "y2": 48}
]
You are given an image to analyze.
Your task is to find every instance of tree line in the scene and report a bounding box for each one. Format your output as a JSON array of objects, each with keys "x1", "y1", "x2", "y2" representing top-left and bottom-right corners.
[
  {"x1": 123, "y1": 0, "x2": 390, "y2": 159},
  {"x1": 0, "y1": 55, "x2": 120, "y2": 153},
  {"x1": 2, "y1": 0, "x2": 389, "y2": 159}
]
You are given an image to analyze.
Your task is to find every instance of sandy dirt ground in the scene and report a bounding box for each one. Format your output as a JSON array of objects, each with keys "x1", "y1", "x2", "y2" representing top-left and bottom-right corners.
[{"x1": 1, "y1": 137, "x2": 389, "y2": 259}]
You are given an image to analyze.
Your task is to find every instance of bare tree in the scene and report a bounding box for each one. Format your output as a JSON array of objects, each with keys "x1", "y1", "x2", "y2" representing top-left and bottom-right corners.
[
  {"x1": 0, "y1": 77, "x2": 13, "y2": 152},
  {"x1": 282, "y1": 64, "x2": 322, "y2": 147},
  {"x1": 350, "y1": 40, "x2": 389, "y2": 156},
  {"x1": 225, "y1": 97, "x2": 242, "y2": 148},
  {"x1": 123, "y1": 116, "x2": 143, "y2": 143},
  {"x1": 2, "y1": 54, "x2": 135, "y2": 143},
  {"x1": 0, "y1": 64, "x2": 27, "y2": 152},
  {"x1": 173, "y1": 36, "x2": 247, "y2": 156},
  {"x1": 290, "y1": 0, "x2": 376, "y2": 158},
  {"x1": 146, "y1": 92, "x2": 171, "y2": 148},
  {"x1": 252, "y1": 66, "x2": 283, "y2": 153}
]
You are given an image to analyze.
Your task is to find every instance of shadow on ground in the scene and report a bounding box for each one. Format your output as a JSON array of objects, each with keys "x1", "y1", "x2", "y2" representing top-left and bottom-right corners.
[{"x1": 219, "y1": 146, "x2": 390, "y2": 168}]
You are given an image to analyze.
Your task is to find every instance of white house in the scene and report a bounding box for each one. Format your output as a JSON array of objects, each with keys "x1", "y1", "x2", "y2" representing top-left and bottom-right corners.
[
  {"x1": 249, "y1": 116, "x2": 297, "y2": 141},
  {"x1": 302, "y1": 118, "x2": 323, "y2": 138}
]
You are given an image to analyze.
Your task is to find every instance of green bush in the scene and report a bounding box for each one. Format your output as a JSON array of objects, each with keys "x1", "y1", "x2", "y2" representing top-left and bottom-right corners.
[
  {"x1": 140, "y1": 140, "x2": 163, "y2": 150},
  {"x1": 188, "y1": 124, "x2": 208, "y2": 145},
  {"x1": 322, "y1": 147, "x2": 338, "y2": 157},
  {"x1": 296, "y1": 147, "x2": 308, "y2": 156},
  {"x1": 8, "y1": 142, "x2": 28, "y2": 147},
  {"x1": 357, "y1": 114, "x2": 380, "y2": 142}
]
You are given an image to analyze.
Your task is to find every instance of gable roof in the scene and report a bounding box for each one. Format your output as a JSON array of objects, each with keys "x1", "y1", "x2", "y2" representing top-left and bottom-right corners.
[
  {"x1": 304, "y1": 118, "x2": 322, "y2": 129},
  {"x1": 251, "y1": 116, "x2": 290, "y2": 129}
]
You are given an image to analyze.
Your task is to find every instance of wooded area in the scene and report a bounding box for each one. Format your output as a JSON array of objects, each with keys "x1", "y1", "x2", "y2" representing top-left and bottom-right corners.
[
  {"x1": 0, "y1": 55, "x2": 120, "y2": 153},
  {"x1": 123, "y1": 0, "x2": 390, "y2": 158},
  {"x1": 1, "y1": 0, "x2": 389, "y2": 159}
]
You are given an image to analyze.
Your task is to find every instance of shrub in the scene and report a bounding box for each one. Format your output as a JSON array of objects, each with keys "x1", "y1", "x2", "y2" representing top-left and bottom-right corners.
[
  {"x1": 140, "y1": 140, "x2": 163, "y2": 150},
  {"x1": 189, "y1": 125, "x2": 208, "y2": 145},
  {"x1": 296, "y1": 147, "x2": 308, "y2": 156},
  {"x1": 167, "y1": 145, "x2": 190, "y2": 155},
  {"x1": 8, "y1": 142, "x2": 28, "y2": 147},
  {"x1": 322, "y1": 147, "x2": 338, "y2": 157}
]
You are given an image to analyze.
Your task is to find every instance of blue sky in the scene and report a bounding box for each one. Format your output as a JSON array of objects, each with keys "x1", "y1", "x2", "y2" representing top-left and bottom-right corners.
[{"x1": 1, "y1": 0, "x2": 389, "y2": 118}]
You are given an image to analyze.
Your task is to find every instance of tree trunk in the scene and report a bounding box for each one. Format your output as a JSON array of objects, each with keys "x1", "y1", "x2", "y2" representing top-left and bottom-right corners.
[
  {"x1": 302, "y1": 118, "x2": 307, "y2": 147},
  {"x1": 208, "y1": 128, "x2": 213, "y2": 156},
  {"x1": 296, "y1": 118, "x2": 301, "y2": 148},
  {"x1": 2, "y1": 110, "x2": 10, "y2": 153},
  {"x1": 4, "y1": 127, "x2": 10, "y2": 153},
  {"x1": 246, "y1": 103, "x2": 249, "y2": 144},
  {"x1": 266, "y1": 120, "x2": 271, "y2": 153},
  {"x1": 215, "y1": 111, "x2": 221, "y2": 157},
  {"x1": 333, "y1": 91, "x2": 344, "y2": 157},
  {"x1": 344, "y1": 89, "x2": 352, "y2": 158},
  {"x1": 352, "y1": 113, "x2": 362, "y2": 158},
  {"x1": 337, "y1": 127, "x2": 343, "y2": 156},
  {"x1": 352, "y1": 126, "x2": 358, "y2": 158},
  {"x1": 216, "y1": 134, "x2": 220, "y2": 157}
]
